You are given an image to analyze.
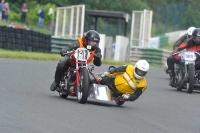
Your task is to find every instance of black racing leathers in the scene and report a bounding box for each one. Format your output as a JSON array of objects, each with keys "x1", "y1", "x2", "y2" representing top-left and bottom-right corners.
[
  {"x1": 167, "y1": 38, "x2": 200, "y2": 76},
  {"x1": 54, "y1": 41, "x2": 102, "y2": 82},
  {"x1": 173, "y1": 34, "x2": 187, "y2": 50}
]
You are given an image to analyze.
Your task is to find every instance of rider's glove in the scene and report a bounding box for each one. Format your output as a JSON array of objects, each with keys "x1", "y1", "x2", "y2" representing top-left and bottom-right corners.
[
  {"x1": 60, "y1": 50, "x2": 66, "y2": 57},
  {"x1": 95, "y1": 52, "x2": 102, "y2": 59},
  {"x1": 122, "y1": 94, "x2": 130, "y2": 100},
  {"x1": 100, "y1": 71, "x2": 110, "y2": 77},
  {"x1": 91, "y1": 45, "x2": 98, "y2": 51}
]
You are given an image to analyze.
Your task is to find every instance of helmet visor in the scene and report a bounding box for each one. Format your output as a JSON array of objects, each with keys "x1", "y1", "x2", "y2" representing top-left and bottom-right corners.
[
  {"x1": 187, "y1": 35, "x2": 192, "y2": 38},
  {"x1": 135, "y1": 67, "x2": 147, "y2": 77},
  {"x1": 89, "y1": 40, "x2": 99, "y2": 46},
  {"x1": 193, "y1": 37, "x2": 200, "y2": 44},
  {"x1": 88, "y1": 36, "x2": 100, "y2": 46}
]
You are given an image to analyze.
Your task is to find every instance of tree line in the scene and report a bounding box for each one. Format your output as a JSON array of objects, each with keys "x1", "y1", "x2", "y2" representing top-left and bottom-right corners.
[{"x1": 6, "y1": 0, "x2": 200, "y2": 35}]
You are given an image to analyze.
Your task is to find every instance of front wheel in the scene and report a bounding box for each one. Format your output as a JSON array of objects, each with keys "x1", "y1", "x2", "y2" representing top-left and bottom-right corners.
[
  {"x1": 186, "y1": 64, "x2": 194, "y2": 94},
  {"x1": 77, "y1": 68, "x2": 90, "y2": 104}
]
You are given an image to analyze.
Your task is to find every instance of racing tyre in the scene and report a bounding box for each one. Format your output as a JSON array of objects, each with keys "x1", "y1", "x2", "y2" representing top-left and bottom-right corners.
[
  {"x1": 108, "y1": 66, "x2": 116, "y2": 70},
  {"x1": 59, "y1": 92, "x2": 68, "y2": 98},
  {"x1": 186, "y1": 64, "x2": 194, "y2": 94},
  {"x1": 176, "y1": 69, "x2": 184, "y2": 91},
  {"x1": 115, "y1": 100, "x2": 125, "y2": 106},
  {"x1": 77, "y1": 68, "x2": 90, "y2": 104}
]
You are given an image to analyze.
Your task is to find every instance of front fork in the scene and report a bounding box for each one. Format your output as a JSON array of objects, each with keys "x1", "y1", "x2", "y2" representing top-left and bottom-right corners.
[{"x1": 75, "y1": 69, "x2": 80, "y2": 93}]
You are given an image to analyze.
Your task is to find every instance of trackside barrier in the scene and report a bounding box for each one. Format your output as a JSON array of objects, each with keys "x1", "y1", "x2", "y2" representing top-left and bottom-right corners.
[
  {"x1": 0, "y1": 26, "x2": 51, "y2": 52},
  {"x1": 162, "y1": 49, "x2": 172, "y2": 66},
  {"x1": 51, "y1": 36, "x2": 76, "y2": 53},
  {"x1": 129, "y1": 47, "x2": 171, "y2": 67},
  {"x1": 141, "y1": 48, "x2": 163, "y2": 66},
  {"x1": 157, "y1": 34, "x2": 169, "y2": 48}
]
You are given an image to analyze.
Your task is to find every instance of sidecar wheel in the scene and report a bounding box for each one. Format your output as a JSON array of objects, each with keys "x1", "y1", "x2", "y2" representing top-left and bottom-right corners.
[
  {"x1": 77, "y1": 68, "x2": 90, "y2": 104},
  {"x1": 115, "y1": 100, "x2": 125, "y2": 106}
]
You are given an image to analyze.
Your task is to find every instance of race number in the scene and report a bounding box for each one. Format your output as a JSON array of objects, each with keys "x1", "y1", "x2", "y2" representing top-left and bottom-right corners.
[{"x1": 184, "y1": 52, "x2": 195, "y2": 61}]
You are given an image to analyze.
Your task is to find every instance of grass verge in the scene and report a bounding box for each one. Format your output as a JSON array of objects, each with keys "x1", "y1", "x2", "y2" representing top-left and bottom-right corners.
[
  {"x1": 0, "y1": 49, "x2": 162, "y2": 67},
  {"x1": 161, "y1": 43, "x2": 173, "y2": 51},
  {"x1": 0, "y1": 49, "x2": 129, "y2": 65},
  {"x1": 0, "y1": 49, "x2": 62, "y2": 61}
]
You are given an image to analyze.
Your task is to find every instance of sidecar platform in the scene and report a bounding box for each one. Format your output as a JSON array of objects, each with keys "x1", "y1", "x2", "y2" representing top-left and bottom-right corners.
[{"x1": 88, "y1": 83, "x2": 113, "y2": 101}]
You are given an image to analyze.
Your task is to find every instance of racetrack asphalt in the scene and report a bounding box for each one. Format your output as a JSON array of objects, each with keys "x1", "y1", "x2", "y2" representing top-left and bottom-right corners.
[{"x1": 0, "y1": 58, "x2": 199, "y2": 133}]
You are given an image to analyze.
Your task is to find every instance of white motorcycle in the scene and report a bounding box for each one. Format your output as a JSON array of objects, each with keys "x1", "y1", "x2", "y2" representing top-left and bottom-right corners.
[{"x1": 170, "y1": 49, "x2": 200, "y2": 93}]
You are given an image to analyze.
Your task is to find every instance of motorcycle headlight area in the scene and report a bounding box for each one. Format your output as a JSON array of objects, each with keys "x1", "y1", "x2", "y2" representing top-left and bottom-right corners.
[
  {"x1": 183, "y1": 52, "x2": 196, "y2": 61},
  {"x1": 74, "y1": 48, "x2": 90, "y2": 61}
]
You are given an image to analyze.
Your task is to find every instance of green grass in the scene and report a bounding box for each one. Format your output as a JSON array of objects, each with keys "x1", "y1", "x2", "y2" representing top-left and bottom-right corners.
[
  {"x1": 0, "y1": 49, "x2": 62, "y2": 61},
  {"x1": 0, "y1": 49, "x2": 162, "y2": 68},
  {"x1": 161, "y1": 43, "x2": 174, "y2": 51},
  {"x1": 102, "y1": 60, "x2": 129, "y2": 66},
  {"x1": 0, "y1": 49, "x2": 131, "y2": 65}
]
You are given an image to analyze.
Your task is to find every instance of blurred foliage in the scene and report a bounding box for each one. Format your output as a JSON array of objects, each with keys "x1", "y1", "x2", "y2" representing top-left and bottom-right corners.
[
  {"x1": 12, "y1": 2, "x2": 56, "y2": 25},
  {"x1": 26, "y1": 3, "x2": 57, "y2": 25},
  {"x1": 4, "y1": 0, "x2": 200, "y2": 36}
]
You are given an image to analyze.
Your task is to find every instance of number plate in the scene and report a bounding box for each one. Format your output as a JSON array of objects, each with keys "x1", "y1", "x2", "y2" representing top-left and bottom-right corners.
[
  {"x1": 184, "y1": 52, "x2": 195, "y2": 61},
  {"x1": 74, "y1": 48, "x2": 90, "y2": 61}
]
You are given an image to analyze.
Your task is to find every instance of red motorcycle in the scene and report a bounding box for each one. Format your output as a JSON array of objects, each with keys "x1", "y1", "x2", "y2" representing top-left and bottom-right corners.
[{"x1": 58, "y1": 48, "x2": 92, "y2": 104}]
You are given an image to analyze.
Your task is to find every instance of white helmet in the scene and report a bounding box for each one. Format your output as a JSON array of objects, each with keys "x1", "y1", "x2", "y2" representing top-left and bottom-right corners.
[
  {"x1": 134, "y1": 60, "x2": 149, "y2": 79},
  {"x1": 187, "y1": 27, "x2": 196, "y2": 38}
]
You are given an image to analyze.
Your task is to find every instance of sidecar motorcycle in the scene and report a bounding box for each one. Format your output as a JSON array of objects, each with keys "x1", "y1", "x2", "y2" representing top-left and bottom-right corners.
[
  {"x1": 88, "y1": 66, "x2": 126, "y2": 106},
  {"x1": 56, "y1": 47, "x2": 126, "y2": 105}
]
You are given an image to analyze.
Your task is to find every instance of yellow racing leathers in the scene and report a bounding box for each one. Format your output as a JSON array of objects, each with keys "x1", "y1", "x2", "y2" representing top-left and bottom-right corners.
[{"x1": 98, "y1": 64, "x2": 147, "y2": 101}]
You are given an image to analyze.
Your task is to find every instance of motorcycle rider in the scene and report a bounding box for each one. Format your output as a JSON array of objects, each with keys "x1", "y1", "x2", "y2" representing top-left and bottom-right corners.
[
  {"x1": 167, "y1": 28, "x2": 200, "y2": 87},
  {"x1": 165, "y1": 27, "x2": 195, "y2": 73},
  {"x1": 92, "y1": 60, "x2": 149, "y2": 101},
  {"x1": 50, "y1": 30, "x2": 102, "y2": 91},
  {"x1": 173, "y1": 27, "x2": 196, "y2": 50}
]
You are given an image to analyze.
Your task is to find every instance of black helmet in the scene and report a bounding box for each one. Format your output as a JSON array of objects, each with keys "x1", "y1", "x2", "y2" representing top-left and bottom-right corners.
[
  {"x1": 192, "y1": 28, "x2": 200, "y2": 44},
  {"x1": 85, "y1": 30, "x2": 100, "y2": 47}
]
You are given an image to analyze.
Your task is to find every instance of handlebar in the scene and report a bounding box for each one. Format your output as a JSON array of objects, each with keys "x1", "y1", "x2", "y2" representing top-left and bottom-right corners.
[
  {"x1": 195, "y1": 52, "x2": 200, "y2": 56},
  {"x1": 172, "y1": 51, "x2": 200, "y2": 57},
  {"x1": 62, "y1": 49, "x2": 101, "y2": 59},
  {"x1": 172, "y1": 52, "x2": 180, "y2": 56},
  {"x1": 61, "y1": 50, "x2": 75, "y2": 56}
]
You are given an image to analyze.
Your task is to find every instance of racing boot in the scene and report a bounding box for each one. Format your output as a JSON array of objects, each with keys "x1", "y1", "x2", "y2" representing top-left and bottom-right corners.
[
  {"x1": 169, "y1": 76, "x2": 175, "y2": 87},
  {"x1": 50, "y1": 81, "x2": 59, "y2": 91},
  {"x1": 165, "y1": 68, "x2": 169, "y2": 74}
]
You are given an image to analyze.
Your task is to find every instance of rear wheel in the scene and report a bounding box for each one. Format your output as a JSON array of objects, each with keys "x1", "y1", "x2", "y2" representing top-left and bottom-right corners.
[
  {"x1": 59, "y1": 92, "x2": 68, "y2": 98},
  {"x1": 186, "y1": 64, "x2": 194, "y2": 94},
  {"x1": 58, "y1": 75, "x2": 69, "y2": 98},
  {"x1": 77, "y1": 68, "x2": 90, "y2": 104},
  {"x1": 59, "y1": 79, "x2": 69, "y2": 98},
  {"x1": 176, "y1": 68, "x2": 184, "y2": 91}
]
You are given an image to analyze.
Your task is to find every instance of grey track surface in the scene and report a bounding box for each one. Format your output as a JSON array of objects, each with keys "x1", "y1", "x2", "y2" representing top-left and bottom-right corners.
[{"x1": 0, "y1": 58, "x2": 200, "y2": 133}]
